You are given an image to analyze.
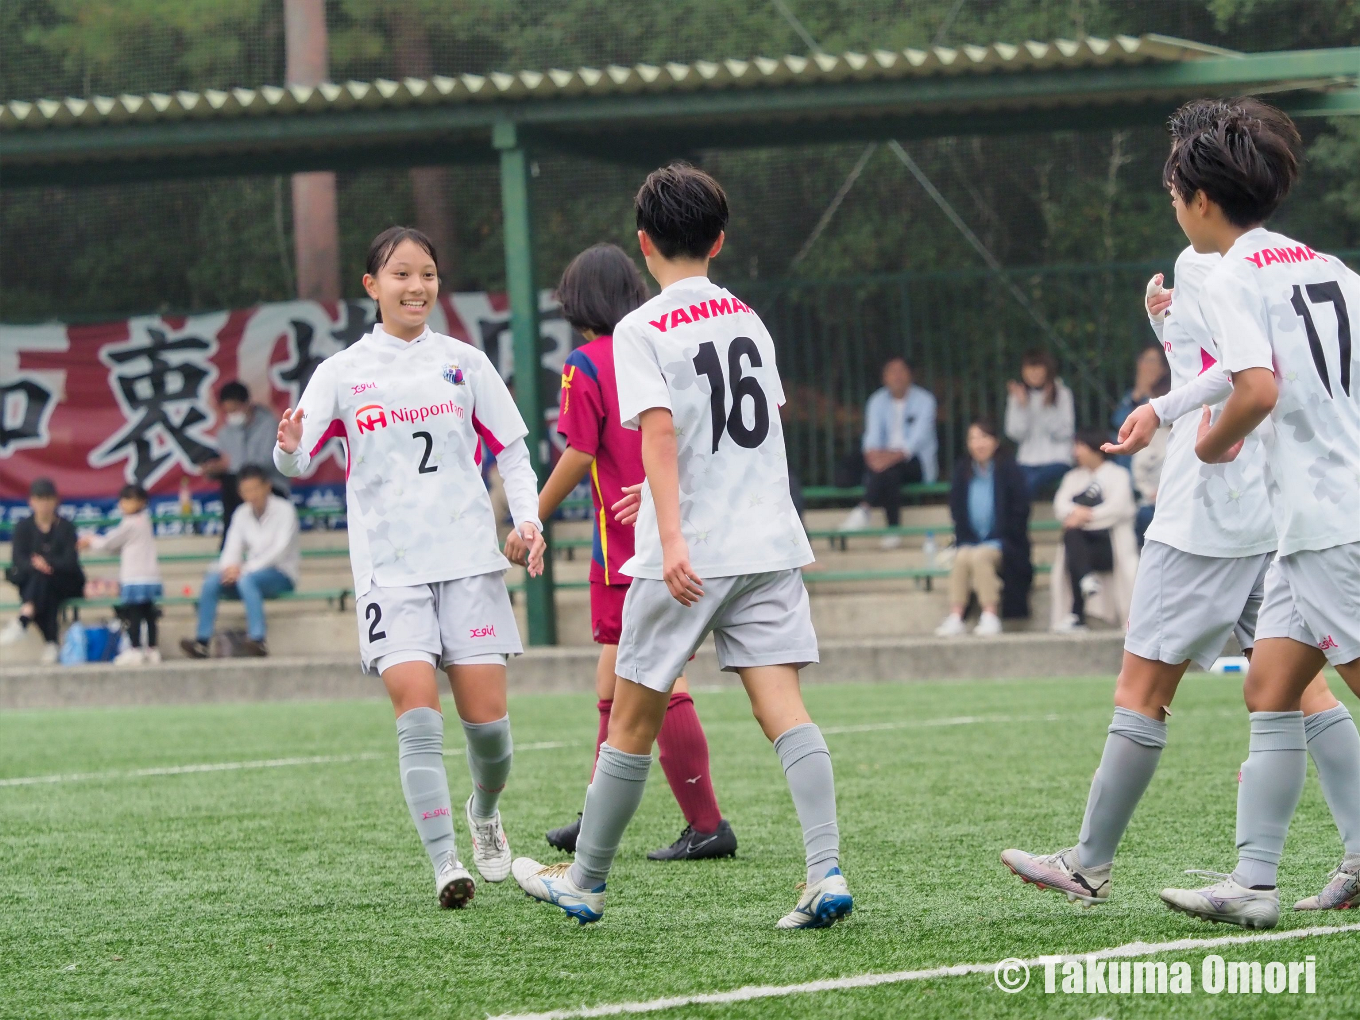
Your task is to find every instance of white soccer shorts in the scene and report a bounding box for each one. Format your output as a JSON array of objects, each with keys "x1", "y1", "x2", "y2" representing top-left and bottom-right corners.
[{"x1": 1255, "y1": 544, "x2": 1360, "y2": 667}]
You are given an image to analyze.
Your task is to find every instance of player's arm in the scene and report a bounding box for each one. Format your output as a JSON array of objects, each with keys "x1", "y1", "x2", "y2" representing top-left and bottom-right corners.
[
  {"x1": 1195, "y1": 368, "x2": 1276, "y2": 463},
  {"x1": 1104, "y1": 366, "x2": 1232, "y2": 456},
  {"x1": 275, "y1": 361, "x2": 337, "y2": 477},
  {"x1": 640, "y1": 407, "x2": 703, "y2": 606},
  {"x1": 505, "y1": 447, "x2": 593, "y2": 566}
]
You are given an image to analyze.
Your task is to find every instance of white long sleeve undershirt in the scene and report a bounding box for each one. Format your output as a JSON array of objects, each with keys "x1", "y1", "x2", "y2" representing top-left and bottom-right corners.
[{"x1": 494, "y1": 438, "x2": 544, "y2": 534}]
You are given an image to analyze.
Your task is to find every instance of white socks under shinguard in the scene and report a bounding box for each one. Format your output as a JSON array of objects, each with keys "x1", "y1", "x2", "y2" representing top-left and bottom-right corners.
[
  {"x1": 462, "y1": 715, "x2": 513, "y2": 820},
  {"x1": 396, "y1": 707, "x2": 457, "y2": 870},
  {"x1": 1076, "y1": 707, "x2": 1167, "y2": 869},
  {"x1": 1234, "y1": 711, "x2": 1308, "y2": 890},
  {"x1": 775, "y1": 723, "x2": 841, "y2": 884},
  {"x1": 1305, "y1": 704, "x2": 1360, "y2": 856}
]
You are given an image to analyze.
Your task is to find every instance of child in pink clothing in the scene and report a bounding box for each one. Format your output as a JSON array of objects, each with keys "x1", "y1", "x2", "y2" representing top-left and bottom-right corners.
[{"x1": 80, "y1": 484, "x2": 162, "y2": 664}]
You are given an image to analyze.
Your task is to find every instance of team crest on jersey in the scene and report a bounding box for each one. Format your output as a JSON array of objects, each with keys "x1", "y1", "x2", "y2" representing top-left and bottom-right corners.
[{"x1": 442, "y1": 362, "x2": 465, "y2": 386}]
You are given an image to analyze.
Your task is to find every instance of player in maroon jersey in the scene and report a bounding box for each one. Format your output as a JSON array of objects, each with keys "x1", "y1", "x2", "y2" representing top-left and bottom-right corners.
[{"x1": 507, "y1": 243, "x2": 736, "y2": 861}]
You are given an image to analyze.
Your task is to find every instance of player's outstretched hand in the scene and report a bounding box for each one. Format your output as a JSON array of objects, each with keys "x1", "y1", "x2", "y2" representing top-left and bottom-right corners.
[
  {"x1": 518, "y1": 522, "x2": 547, "y2": 578},
  {"x1": 612, "y1": 484, "x2": 643, "y2": 526},
  {"x1": 504, "y1": 528, "x2": 527, "y2": 566},
  {"x1": 1102, "y1": 402, "x2": 1161, "y2": 456},
  {"x1": 1195, "y1": 405, "x2": 1244, "y2": 463},
  {"x1": 662, "y1": 537, "x2": 703, "y2": 607},
  {"x1": 1146, "y1": 273, "x2": 1174, "y2": 319},
  {"x1": 277, "y1": 407, "x2": 304, "y2": 454}
]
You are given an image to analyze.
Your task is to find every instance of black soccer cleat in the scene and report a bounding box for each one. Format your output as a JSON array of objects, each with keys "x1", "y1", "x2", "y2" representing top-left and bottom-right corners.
[
  {"x1": 648, "y1": 819, "x2": 738, "y2": 861},
  {"x1": 546, "y1": 814, "x2": 581, "y2": 854}
]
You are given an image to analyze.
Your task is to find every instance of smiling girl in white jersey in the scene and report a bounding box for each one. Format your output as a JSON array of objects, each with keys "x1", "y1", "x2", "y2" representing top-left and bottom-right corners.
[{"x1": 275, "y1": 227, "x2": 547, "y2": 909}]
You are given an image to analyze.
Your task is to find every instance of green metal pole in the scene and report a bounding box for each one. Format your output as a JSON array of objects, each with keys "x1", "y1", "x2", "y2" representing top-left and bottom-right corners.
[{"x1": 494, "y1": 120, "x2": 556, "y2": 645}]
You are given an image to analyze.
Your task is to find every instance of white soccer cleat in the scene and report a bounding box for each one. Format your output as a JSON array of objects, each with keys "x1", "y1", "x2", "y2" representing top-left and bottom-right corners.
[
  {"x1": 838, "y1": 506, "x2": 871, "y2": 532},
  {"x1": 1160, "y1": 870, "x2": 1279, "y2": 929},
  {"x1": 776, "y1": 868, "x2": 854, "y2": 929},
  {"x1": 512, "y1": 857, "x2": 605, "y2": 924},
  {"x1": 435, "y1": 852, "x2": 476, "y2": 909},
  {"x1": 0, "y1": 618, "x2": 25, "y2": 646},
  {"x1": 1294, "y1": 854, "x2": 1360, "y2": 911},
  {"x1": 1002, "y1": 846, "x2": 1110, "y2": 906},
  {"x1": 973, "y1": 611, "x2": 1002, "y2": 636},
  {"x1": 934, "y1": 614, "x2": 966, "y2": 637},
  {"x1": 464, "y1": 796, "x2": 512, "y2": 882}
]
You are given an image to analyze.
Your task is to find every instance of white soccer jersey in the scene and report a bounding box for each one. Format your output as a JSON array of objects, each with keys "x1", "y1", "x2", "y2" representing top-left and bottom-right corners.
[
  {"x1": 274, "y1": 324, "x2": 529, "y2": 596},
  {"x1": 613, "y1": 276, "x2": 814, "y2": 579},
  {"x1": 1201, "y1": 227, "x2": 1360, "y2": 557},
  {"x1": 1145, "y1": 246, "x2": 1276, "y2": 558}
]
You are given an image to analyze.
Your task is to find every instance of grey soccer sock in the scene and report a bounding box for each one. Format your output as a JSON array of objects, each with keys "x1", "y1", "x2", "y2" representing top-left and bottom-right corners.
[
  {"x1": 1305, "y1": 705, "x2": 1360, "y2": 856},
  {"x1": 570, "y1": 743, "x2": 652, "y2": 889},
  {"x1": 1075, "y1": 707, "x2": 1167, "y2": 869},
  {"x1": 1233, "y1": 711, "x2": 1307, "y2": 889},
  {"x1": 395, "y1": 708, "x2": 457, "y2": 870},
  {"x1": 462, "y1": 715, "x2": 513, "y2": 819},
  {"x1": 774, "y1": 723, "x2": 841, "y2": 883}
]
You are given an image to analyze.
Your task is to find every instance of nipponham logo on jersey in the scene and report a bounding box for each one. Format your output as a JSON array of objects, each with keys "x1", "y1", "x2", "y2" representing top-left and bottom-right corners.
[
  {"x1": 442, "y1": 362, "x2": 465, "y2": 386},
  {"x1": 356, "y1": 404, "x2": 388, "y2": 433}
]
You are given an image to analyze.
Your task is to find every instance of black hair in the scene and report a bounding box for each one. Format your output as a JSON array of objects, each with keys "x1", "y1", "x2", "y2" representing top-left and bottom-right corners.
[
  {"x1": 29, "y1": 477, "x2": 56, "y2": 498},
  {"x1": 237, "y1": 465, "x2": 271, "y2": 485},
  {"x1": 884, "y1": 355, "x2": 914, "y2": 374},
  {"x1": 118, "y1": 483, "x2": 149, "y2": 503},
  {"x1": 1162, "y1": 98, "x2": 1301, "y2": 227},
  {"x1": 556, "y1": 244, "x2": 649, "y2": 336},
  {"x1": 1075, "y1": 429, "x2": 1109, "y2": 459},
  {"x1": 969, "y1": 416, "x2": 999, "y2": 440},
  {"x1": 1020, "y1": 347, "x2": 1060, "y2": 406},
  {"x1": 218, "y1": 381, "x2": 249, "y2": 404},
  {"x1": 365, "y1": 226, "x2": 440, "y2": 323},
  {"x1": 635, "y1": 163, "x2": 730, "y2": 260}
]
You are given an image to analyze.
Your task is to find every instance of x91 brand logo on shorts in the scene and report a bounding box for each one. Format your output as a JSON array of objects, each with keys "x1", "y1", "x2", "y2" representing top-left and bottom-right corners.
[{"x1": 469, "y1": 625, "x2": 497, "y2": 639}]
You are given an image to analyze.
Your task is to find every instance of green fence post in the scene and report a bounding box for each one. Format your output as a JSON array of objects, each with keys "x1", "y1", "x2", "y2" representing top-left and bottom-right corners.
[{"x1": 494, "y1": 120, "x2": 556, "y2": 646}]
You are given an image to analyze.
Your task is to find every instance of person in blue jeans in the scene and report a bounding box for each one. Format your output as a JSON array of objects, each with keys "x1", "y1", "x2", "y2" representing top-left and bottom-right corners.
[{"x1": 181, "y1": 466, "x2": 299, "y2": 658}]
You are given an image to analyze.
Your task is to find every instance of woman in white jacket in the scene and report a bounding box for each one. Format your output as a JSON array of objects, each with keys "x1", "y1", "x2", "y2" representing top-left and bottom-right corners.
[
  {"x1": 1050, "y1": 431, "x2": 1138, "y2": 631},
  {"x1": 1005, "y1": 348, "x2": 1075, "y2": 496}
]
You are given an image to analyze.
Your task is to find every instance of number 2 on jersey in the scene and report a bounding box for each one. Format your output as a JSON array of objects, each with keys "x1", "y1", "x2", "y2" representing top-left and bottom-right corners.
[
  {"x1": 692, "y1": 337, "x2": 771, "y2": 453},
  {"x1": 412, "y1": 431, "x2": 438, "y2": 473},
  {"x1": 1291, "y1": 283, "x2": 1353, "y2": 398}
]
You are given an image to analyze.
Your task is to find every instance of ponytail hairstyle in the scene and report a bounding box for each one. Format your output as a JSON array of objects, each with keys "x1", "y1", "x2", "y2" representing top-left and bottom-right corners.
[
  {"x1": 1020, "y1": 347, "x2": 1059, "y2": 406},
  {"x1": 1162, "y1": 98, "x2": 1301, "y2": 227},
  {"x1": 365, "y1": 226, "x2": 440, "y2": 323},
  {"x1": 556, "y1": 243, "x2": 650, "y2": 336}
]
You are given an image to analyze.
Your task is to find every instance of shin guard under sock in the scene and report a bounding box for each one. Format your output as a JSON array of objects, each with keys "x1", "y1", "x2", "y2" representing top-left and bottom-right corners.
[
  {"x1": 462, "y1": 715, "x2": 513, "y2": 820},
  {"x1": 571, "y1": 743, "x2": 652, "y2": 889},
  {"x1": 395, "y1": 708, "x2": 457, "y2": 870},
  {"x1": 1076, "y1": 707, "x2": 1167, "y2": 868},
  {"x1": 1234, "y1": 711, "x2": 1307, "y2": 889},
  {"x1": 774, "y1": 723, "x2": 840, "y2": 883},
  {"x1": 1305, "y1": 705, "x2": 1360, "y2": 855},
  {"x1": 656, "y1": 692, "x2": 723, "y2": 833}
]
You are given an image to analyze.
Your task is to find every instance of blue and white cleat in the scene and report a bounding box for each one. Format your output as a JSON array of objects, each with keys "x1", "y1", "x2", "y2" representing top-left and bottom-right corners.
[
  {"x1": 512, "y1": 857, "x2": 605, "y2": 924},
  {"x1": 776, "y1": 868, "x2": 854, "y2": 929}
]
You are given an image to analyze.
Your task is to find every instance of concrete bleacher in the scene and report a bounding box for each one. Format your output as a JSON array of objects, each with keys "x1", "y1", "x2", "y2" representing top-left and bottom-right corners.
[{"x1": 0, "y1": 498, "x2": 1073, "y2": 665}]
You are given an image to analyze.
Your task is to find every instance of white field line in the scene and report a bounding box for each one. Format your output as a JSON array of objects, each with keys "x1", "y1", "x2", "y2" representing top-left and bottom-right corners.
[
  {"x1": 0, "y1": 740, "x2": 579, "y2": 788},
  {"x1": 488, "y1": 924, "x2": 1360, "y2": 1020},
  {"x1": 822, "y1": 713, "x2": 1059, "y2": 735}
]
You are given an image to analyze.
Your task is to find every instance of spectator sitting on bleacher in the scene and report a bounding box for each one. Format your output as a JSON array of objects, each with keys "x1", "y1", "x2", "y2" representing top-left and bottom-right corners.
[
  {"x1": 180, "y1": 466, "x2": 299, "y2": 659},
  {"x1": 1050, "y1": 432, "x2": 1138, "y2": 633},
  {"x1": 839, "y1": 356, "x2": 938, "y2": 549},
  {"x1": 935, "y1": 418, "x2": 1032, "y2": 637},
  {"x1": 78, "y1": 483, "x2": 162, "y2": 665},
  {"x1": 200, "y1": 381, "x2": 289, "y2": 548},
  {"x1": 1005, "y1": 348, "x2": 1075, "y2": 497},
  {"x1": 1, "y1": 477, "x2": 85, "y2": 664}
]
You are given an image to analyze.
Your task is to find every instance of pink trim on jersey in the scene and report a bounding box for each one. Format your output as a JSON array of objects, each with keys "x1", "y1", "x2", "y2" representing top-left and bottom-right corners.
[
  {"x1": 310, "y1": 419, "x2": 351, "y2": 479},
  {"x1": 1199, "y1": 348, "x2": 1218, "y2": 375},
  {"x1": 471, "y1": 412, "x2": 506, "y2": 456}
]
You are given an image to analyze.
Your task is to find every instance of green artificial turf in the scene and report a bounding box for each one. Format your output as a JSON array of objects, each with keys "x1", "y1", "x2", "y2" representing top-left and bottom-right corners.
[{"x1": 2, "y1": 676, "x2": 1359, "y2": 1019}]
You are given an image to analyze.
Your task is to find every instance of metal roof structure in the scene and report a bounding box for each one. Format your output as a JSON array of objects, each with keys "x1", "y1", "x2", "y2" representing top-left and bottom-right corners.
[{"x1": 4, "y1": 35, "x2": 1360, "y2": 187}]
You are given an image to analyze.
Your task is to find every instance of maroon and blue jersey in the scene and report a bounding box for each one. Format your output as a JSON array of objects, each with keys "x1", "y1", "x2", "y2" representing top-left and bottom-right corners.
[{"x1": 557, "y1": 335, "x2": 643, "y2": 586}]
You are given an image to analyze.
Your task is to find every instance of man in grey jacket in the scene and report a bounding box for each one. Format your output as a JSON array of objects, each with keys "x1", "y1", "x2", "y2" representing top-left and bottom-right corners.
[{"x1": 202, "y1": 381, "x2": 289, "y2": 545}]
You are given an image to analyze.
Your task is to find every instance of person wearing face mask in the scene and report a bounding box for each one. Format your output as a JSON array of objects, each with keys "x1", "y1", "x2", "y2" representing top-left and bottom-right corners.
[{"x1": 202, "y1": 381, "x2": 289, "y2": 544}]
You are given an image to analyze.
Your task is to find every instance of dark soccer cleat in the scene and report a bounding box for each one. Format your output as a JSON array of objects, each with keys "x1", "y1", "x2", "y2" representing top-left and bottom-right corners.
[
  {"x1": 546, "y1": 814, "x2": 581, "y2": 854},
  {"x1": 648, "y1": 819, "x2": 738, "y2": 861}
]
